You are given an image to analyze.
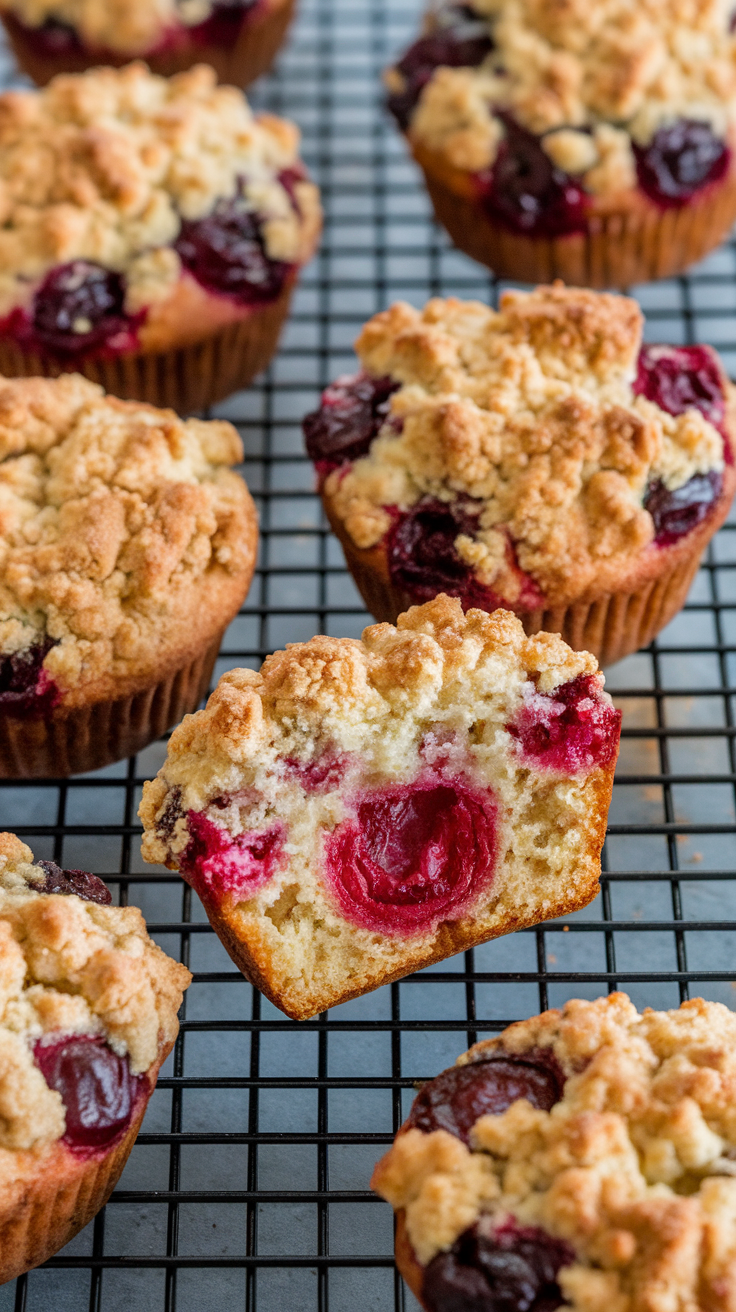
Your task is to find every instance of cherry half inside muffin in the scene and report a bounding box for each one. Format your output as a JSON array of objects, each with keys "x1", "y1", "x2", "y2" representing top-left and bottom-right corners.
[
  {"x1": 322, "y1": 775, "x2": 498, "y2": 935},
  {"x1": 181, "y1": 808, "x2": 286, "y2": 906},
  {"x1": 34, "y1": 1034, "x2": 144, "y2": 1157},
  {"x1": 634, "y1": 343, "x2": 729, "y2": 546},
  {"x1": 0, "y1": 635, "x2": 60, "y2": 718},
  {"x1": 508, "y1": 675, "x2": 621, "y2": 775}
]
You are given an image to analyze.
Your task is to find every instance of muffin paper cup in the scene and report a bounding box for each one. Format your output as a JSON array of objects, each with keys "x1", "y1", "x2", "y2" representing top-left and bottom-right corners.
[
  {"x1": 324, "y1": 464, "x2": 736, "y2": 667},
  {"x1": 0, "y1": 630, "x2": 224, "y2": 779},
  {"x1": 412, "y1": 141, "x2": 736, "y2": 289},
  {"x1": 0, "y1": 1050, "x2": 166, "y2": 1286},
  {"x1": 1, "y1": 0, "x2": 295, "y2": 87},
  {"x1": 0, "y1": 282, "x2": 295, "y2": 414}
]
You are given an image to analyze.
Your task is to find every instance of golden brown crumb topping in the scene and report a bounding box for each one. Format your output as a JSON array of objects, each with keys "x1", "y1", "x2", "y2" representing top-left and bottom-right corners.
[
  {"x1": 0, "y1": 831, "x2": 190, "y2": 1156},
  {"x1": 0, "y1": 0, "x2": 279, "y2": 56},
  {"x1": 326, "y1": 285, "x2": 726, "y2": 606},
  {"x1": 0, "y1": 372, "x2": 257, "y2": 698},
  {"x1": 391, "y1": 0, "x2": 736, "y2": 192},
  {"x1": 0, "y1": 62, "x2": 317, "y2": 319}
]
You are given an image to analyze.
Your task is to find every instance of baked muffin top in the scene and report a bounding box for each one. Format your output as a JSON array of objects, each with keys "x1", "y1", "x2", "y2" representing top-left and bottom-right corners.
[
  {"x1": 0, "y1": 372, "x2": 257, "y2": 705},
  {"x1": 0, "y1": 831, "x2": 190, "y2": 1165},
  {"x1": 0, "y1": 62, "x2": 319, "y2": 322},
  {"x1": 373, "y1": 992, "x2": 736, "y2": 1312},
  {"x1": 0, "y1": 0, "x2": 256, "y2": 55},
  {"x1": 388, "y1": 0, "x2": 736, "y2": 197},
  {"x1": 321, "y1": 284, "x2": 730, "y2": 606}
]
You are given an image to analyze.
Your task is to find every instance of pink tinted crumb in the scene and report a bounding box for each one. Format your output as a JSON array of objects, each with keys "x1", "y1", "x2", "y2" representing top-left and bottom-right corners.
[{"x1": 182, "y1": 809, "x2": 285, "y2": 906}]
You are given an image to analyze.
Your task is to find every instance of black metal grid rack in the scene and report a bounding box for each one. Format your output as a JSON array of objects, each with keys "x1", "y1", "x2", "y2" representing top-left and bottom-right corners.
[{"x1": 4, "y1": 1, "x2": 736, "y2": 1308}]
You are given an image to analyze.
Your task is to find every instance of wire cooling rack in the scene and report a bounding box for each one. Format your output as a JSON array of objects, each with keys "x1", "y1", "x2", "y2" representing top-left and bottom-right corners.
[{"x1": 4, "y1": 1, "x2": 736, "y2": 1309}]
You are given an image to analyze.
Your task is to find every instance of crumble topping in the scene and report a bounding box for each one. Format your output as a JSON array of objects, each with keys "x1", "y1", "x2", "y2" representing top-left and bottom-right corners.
[
  {"x1": 0, "y1": 62, "x2": 318, "y2": 320},
  {"x1": 0, "y1": 831, "x2": 191, "y2": 1157},
  {"x1": 326, "y1": 285, "x2": 726, "y2": 606},
  {"x1": 0, "y1": 372, "x2": 256, "y2": 697},
  {"x1": 140, "y1": 596, "x2": 609, "y2": 1014},
  {"x1": 373, "y1": 993, "x2": 736, "y2": 1312},
  {"x1": 0, "y1": 0, "x2": 275, "y2": 56},
  {"x1": 394, "y1": 0, "x2": 736, "y2": 193}
]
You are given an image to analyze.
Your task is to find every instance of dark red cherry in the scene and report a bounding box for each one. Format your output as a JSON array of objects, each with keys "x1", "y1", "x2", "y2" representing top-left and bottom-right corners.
[
  {"x1": 634, "y1": 119, "x2": 729, "y2": 207},
  {"x1": 175, "y1": 191, "x2": 291, "y2": 304},
  {"x1": 303, "y1": 372, "x2": 399, "y2": 466},
  {"x1": 323, "y1": 777, "x2": 497, "y2": 935},
  {"x1": 34, "y1": 1034, "x2": 142, "y2": 1155},
  {"x1": 33, "y1": 860, "x2": 112, "y2": 906},
  {"x1": 182, "y1": 808, "x2": 285, "y2": 904},
  {"x1": 10, "y1": 13, "x2": 82, "y2": 54},
  {"x1": 32, "y1": 261, "x2": 129, "y2": 356},
  {"x1": 634, "y1": 344, "x2": 726, "y2": 431},
  {"x1": 188, "y1": 0, "x2": 257, "y2": 47},
  {"x1": 423, "y1": 1221, "x2": 574, "y2": 1312},
  {"x1": 480, "y1": 116, "x2": 588, "y2": 238},
  {"x1": 388, "y1": 7, "x2": 492, "y2": 130},
  {"x1": 408, "y1": 1052, "x2": 563, "y2": 1144},
  {"x1": 508, "y1": 674, "x2": 621, "y2": 774},
  {"x1": 0, "y1": 636, "x2": 59, "y2": 718},
  {"x1": 644, "y1": 471, "x2": 723, "y2": 545}
]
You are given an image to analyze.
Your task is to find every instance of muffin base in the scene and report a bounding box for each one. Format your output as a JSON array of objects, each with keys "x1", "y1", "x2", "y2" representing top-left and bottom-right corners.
[
  {"x1": 410, "y1": 139, "x2": 736, "y2": 289},
  {"x1": 0, "y1": 631, "x2": 224, "y2": 779},
  {"x1": 322, "y1": 461, "x2": 736, "y2": 667},
  {"x1": 0, "y1": 1046, "x2": 169, "y2": 1286},
  {"x1": 1, "y1": 0, "x2": 295, "y2": 87},
  {"x1": 0, "y1": 281, "x2": 295, "y2": 413}
]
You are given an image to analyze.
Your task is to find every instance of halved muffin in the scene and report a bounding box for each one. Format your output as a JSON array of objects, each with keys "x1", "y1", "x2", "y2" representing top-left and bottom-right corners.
[
  {"x1": 140, "y1": 595, "x2": 620, "y2": 1020},
  {"x1": 0, "y1": 831, "x2": 191, "y2": 1285},
  {"x1": 305, "y1": 284, "x2": 736, "y2": 666}
]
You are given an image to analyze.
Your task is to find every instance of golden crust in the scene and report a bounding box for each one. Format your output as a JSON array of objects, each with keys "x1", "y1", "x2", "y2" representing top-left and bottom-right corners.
[
  {"x1": 0, "y1": 62, "x2": 320, "y2": 325},
  {"x1": 140, "y1": 596, "x2": 616, "y2": 1019},
  {"x1": 0, "y1": 372, "x2": 258, "y2": 702},
  {"x1": 324, "y1": 286, "x2": 731, "y2": 608},
  {"x1": 395, "y1": 0, "x2": 736, "y2": 194},
  {"x1": 0, "y1": 0, "x2": 287, "y2": 55},
  {"x1": 374, "y1": 994, "x2": 736, "y2": 1312},
  {"x1": 0, "y1": 832, "x2": 191, "y2": 1160}
]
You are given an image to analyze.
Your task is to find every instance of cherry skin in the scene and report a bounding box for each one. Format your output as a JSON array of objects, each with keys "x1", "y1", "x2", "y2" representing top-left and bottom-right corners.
[
  {"x1": 33, "y1": 860, "x2": 111, "y2": 905},
  {"x1": 303, "y1": 372, "x2": 399, "y2": 468},
  {"x1": 408, "y1": 1052, "x2": 564, "y2": 1145},
  {"x1": 508, "y1": 675, "x2": 621, "y2": 774},
  {"x1": 175, "y1": 193, "x2": 291, "y2": 304},
  {"x1": 423, "y1": 1220, "x2": 575, "y2": 1312},
  {"x1": 0, "y1": 636, "x2": 60, "y2": 718},
  {"x1": 480, "y1": 117, "x2": 588, "y2": 238},
  {"x1": 388, "y1": 5, "x2": 492, "y2": 130},
  {"x1": 323, "y1": 777, "x2": 497, "y2": 935},
  {"x1": 189, "y1": 0, "x2": 259, "y2": 46},
  {"x1": 31, "y1": 261, "x2": 129, "y2": 356},
  {"x1": 634, "y1": 120, "x2": 729, "y2": 208},
  {"x1": 34, "y1": 1034, "x2": 143, "y2": 1156}
]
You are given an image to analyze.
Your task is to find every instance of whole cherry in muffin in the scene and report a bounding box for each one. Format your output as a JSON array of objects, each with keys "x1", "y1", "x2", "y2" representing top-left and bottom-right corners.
[
  {"x1": 373, "y1": 993, "x2": 736, "y2": 1312},
  {"x1": 139, "y1": 595, "x2": 619, "y2": 1019},
  {"x1": 305, "y1": 284, "x2": 736, "y2": 666},
  {"x1": 0, "y1": 63, "x2": 321, "y2": 411},
  {"x1": 0, "y1": 832, "x2": 190, "y2": 1284},
  {"x1": 0, "y1": 0, "x2": 295, "y2": 89},
  {"x1": 385, "y1": 0, "x2": 736, "y2": 286}
]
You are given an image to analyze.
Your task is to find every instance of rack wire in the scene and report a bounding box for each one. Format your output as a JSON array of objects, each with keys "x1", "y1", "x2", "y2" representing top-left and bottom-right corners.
[{"x1": 3, "y1": 0, "x2": 736, "y2": 1308}]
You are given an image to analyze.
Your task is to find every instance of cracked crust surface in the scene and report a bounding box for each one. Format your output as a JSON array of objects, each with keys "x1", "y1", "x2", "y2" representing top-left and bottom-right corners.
[
  {"x1": 139, "y1": 595, "x2": 615, "y2": 1019},
  {"x1": 325, "y1": 285, "x2": 729, "y2": 608},
  {"x1": 373, "y1": 992, "x2": 736, "y2": 1312},
  {"x1": 0, "y1": 831, "x2": 191, "y2": 1166},
  {"x1": 0, "y1": 62, "x2": 321, "y2": 324},
  {"x1": 392, "y1": 0, "x2": 736, "y2": 194},
  {"x1": 0, "y1": 372, "x2": 258, "y2": 704},
  {"x1": 0, "y1": 0, "x2": 284, "y2": 55}
]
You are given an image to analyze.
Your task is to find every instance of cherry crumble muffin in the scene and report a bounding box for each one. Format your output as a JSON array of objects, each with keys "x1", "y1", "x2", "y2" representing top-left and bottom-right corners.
[
  {"x1": 0, "y1": 372, "x2": 258, "y2": 778},
  {"x1": 306, "y1": 284, "x2": 736, "y2": 666},
  {"x1": 0, "y1": 63, "x2": 321, "y2": 411},
  {"x1": 0, "y1": 0, "x2": 295, "y2": 89},
  {"x1": 139, "y1": 595, "x2": 620, "y2": 1020},
  {"x1": 386, "y1": 0, "x2": 736, "y2": 287},
  {"x1": 373, "y1": 993, "x2": 736, "y2": 1312},
  {"x1": 0, "y1": 831, "x2": 190, "y2": 1285}
]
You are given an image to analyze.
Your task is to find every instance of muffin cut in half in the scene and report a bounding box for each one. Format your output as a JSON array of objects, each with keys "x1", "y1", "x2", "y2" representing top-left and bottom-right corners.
[
  {"x1": 0, "y1": 832, "x2": 190, "y2": 1285},
  {"x1": 386, "y1": 0, "x2": 736, "y2": 288},
  {"x1": 140, "y1": 595, "x2": 620, "y2": 1020},
  {"x1": 0, "y1": 372, "x2": 258, "y2": 777},
  {"x1": 373, "y1": 992, "x2": 736, "y2": 1312},
  {"x1": 0, "y1": 62, "x2": 321, "y2": 411},
  {"x1": 305, "y1": 283, "x2": 736, "y2": 666},
  {"x1": 0, "y1": 0, "x2": 295, "y2": 89}
]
